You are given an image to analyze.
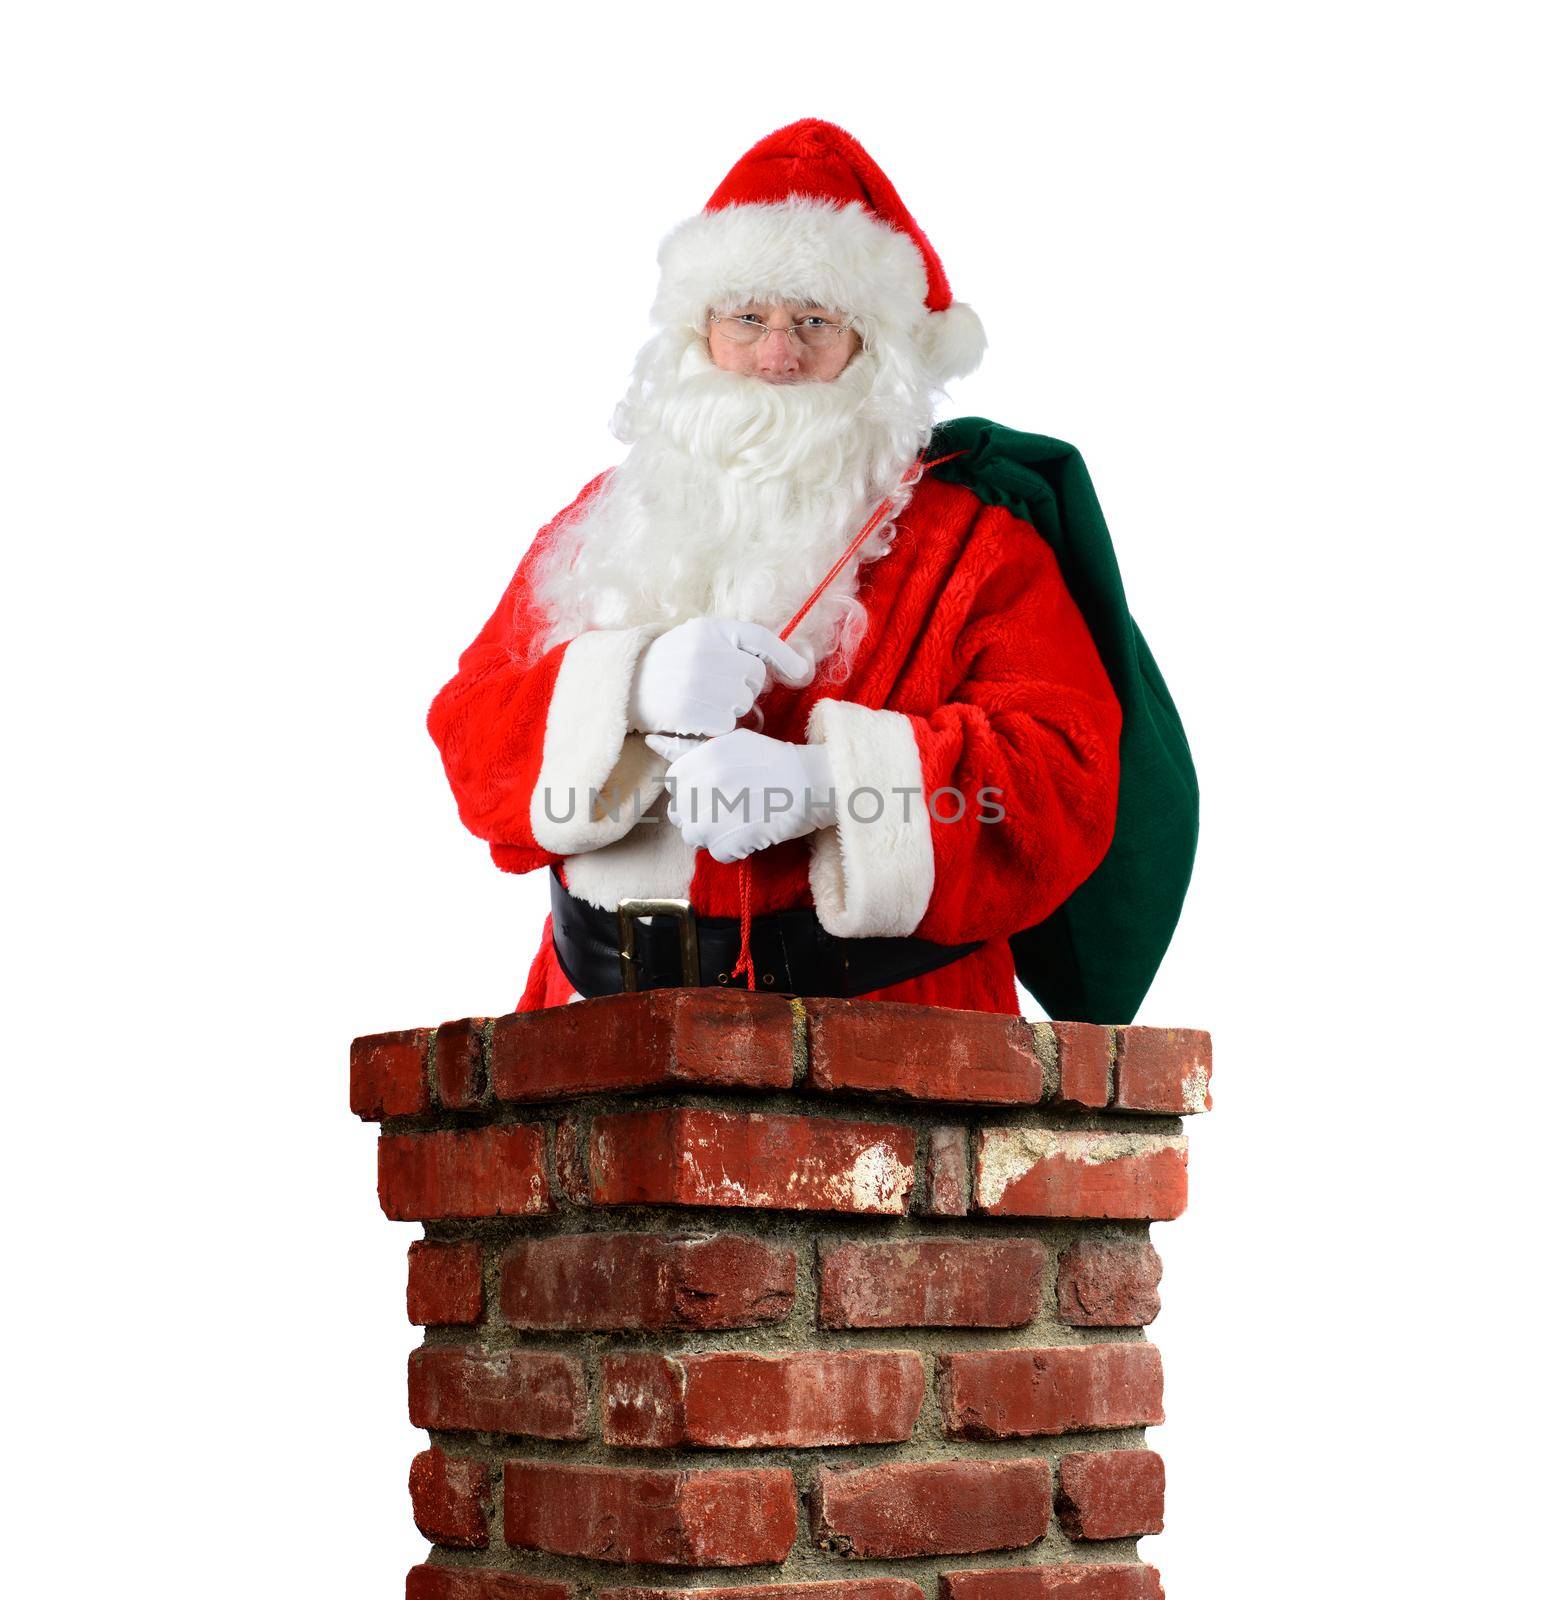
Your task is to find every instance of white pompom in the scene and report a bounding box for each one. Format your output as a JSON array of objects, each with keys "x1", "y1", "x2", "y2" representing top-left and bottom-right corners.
[{"x1": 920, "y1": 300, "x2": 988, "y2": 383}]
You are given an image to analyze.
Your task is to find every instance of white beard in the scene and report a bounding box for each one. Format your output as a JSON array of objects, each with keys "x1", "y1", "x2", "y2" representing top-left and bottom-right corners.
[{"x1": 527, "y1": 325, "x2": 938, "y2": 685}]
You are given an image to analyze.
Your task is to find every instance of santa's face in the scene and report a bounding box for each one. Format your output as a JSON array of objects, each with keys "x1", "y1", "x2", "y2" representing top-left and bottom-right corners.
[{"x1": 705, "y1": 301, "x2": 861, "y2": 384}]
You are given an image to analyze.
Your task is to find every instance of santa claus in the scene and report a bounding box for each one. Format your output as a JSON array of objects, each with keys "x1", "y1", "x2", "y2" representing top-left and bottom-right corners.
[{"x1": 427, "y1": 118, "x2": 1123, "y2": 1015}]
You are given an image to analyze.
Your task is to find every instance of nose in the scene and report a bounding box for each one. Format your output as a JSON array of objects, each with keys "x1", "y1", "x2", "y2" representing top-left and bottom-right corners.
[{"x1": 756, "y1": 325, "x2": 802, "y2": 377}]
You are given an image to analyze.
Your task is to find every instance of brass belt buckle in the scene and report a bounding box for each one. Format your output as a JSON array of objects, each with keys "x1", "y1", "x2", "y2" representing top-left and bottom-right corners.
[{"x1": 616, "y1": 897, "x2": 701, "y2": 992}]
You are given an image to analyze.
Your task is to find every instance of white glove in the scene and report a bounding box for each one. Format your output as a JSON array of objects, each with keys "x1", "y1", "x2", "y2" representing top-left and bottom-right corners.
[
  {"x1": 627, "y1": 617, "x2": 814, "y2": 738},
  {"x1": 645, "y1": 729, "x2": 839, "y2": 864}
]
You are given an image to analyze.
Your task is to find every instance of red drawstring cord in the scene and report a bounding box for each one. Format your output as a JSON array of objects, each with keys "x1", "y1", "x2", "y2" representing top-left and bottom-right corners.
[
  {"x1": 727, "y1": 449, "x2": 967, "y2": 989},
  {"x1": 731, "y1": 858, "x2": 757, "y2": 986}
]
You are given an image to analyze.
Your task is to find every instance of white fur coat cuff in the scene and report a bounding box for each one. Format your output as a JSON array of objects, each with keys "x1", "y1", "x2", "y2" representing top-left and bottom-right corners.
[
  {"x1": 530, "y1": 626, "x2": 669, "y2": 854},
  {"x1": 804, "y1": 699, "x2": 935, "y2": 938}
]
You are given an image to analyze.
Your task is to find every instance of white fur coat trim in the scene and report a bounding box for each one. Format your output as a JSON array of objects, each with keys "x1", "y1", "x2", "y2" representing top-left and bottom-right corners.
[
  {"x1": 561, "y1": 790, "x2": 699, "y2": 910},
  {"x1": 652, "y1": 196, "x2": 986, "y2": 383},
  {"x1": 530, "y1": 626, "x2": 669, "y2": 855},
  {"x1": 804, "y1": 699, "x2": 935, "y2": 938}
]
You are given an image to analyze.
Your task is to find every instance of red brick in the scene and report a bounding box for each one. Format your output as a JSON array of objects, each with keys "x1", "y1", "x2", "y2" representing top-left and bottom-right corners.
[
  {"x1": 1113, "y1": 1027, "x2": 1211, "y2": 1114},
  {"x1": 973, "y1": 1130, "x2": 1186, "y2": 1221},
  {"x1": 602, "y1": 1350, "x2": 923, "y2": 1447},
  {"x1": 350, "y1": 1027, "x2": 432, "y2": 1120},
  {"x1": 408, "y1": 1346, "x2": 587, "y2": 1439},
  {"x1": 1056, "y1": 1450, "x2": 1165, "y2": 1540},
  {"x1": 1057, "y1": 1237, "x2": 1162, "y2": 1327},
  {"x1": 503, "y1": 1460, "x2": 797, "y2": 1566},
  {"x1": 939, "y1": 1345, "x2": 1163, "y2": 1439},
  {"x1": 600, "y1": 1585, "x2": 922, "y2": 1600},
  {"x1": 1048, "y1": 1022, "x2": 1114, "y2": 1109},
  {"x1": 940, "y1": 1568, "x2": 1163, "y2": 1600},
  {"x1": 807, "y1": 1000, "x2": 1042, "y2": 1104},
  {"x1": 408, "y1": 1570, "x2": 574, "y2": 1600},
  {"x1": 501, "y1": 1233, "x2": 794, "y2": 1331},
  {"x1": 812, "y1": 1459, "x2": 1051, "y2": 1558},
  {"x1": 407, "y1": 1240, "x2": 484, "y2": 1326},
  {"x1": 378, "y1": 1126, "x2": 549, "y2": 1221},
  {"x1": 819, "y1": 1239, "x2": 1045, "y2": 1328},
  {"x1": 922, "y1": 1126, "x2": 970, "y2": 1215},
  {"x1": 589, "y1": 1107, "x2": 915, "y2": 1215},
  {"x1": 488, "y1": 989, "x2": 796, "y2": 1102},
  {"x1": 435, "y1": 1016, "x2": 488, "y2": 1109},
  {"x1": 408, "y1": 1447, "x2": 490, "y2": 1548}
]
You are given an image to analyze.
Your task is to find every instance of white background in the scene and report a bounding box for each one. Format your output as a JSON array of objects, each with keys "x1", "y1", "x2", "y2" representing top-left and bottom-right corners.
[{"x1": 4, "y1": 3, "x2": 1537, "y2": 1594}]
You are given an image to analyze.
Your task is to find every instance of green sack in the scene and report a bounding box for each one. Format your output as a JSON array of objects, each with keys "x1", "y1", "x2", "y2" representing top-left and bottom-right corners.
[{"x1": 927, "y1": 417, "x2": 1200, "y2": 1025}]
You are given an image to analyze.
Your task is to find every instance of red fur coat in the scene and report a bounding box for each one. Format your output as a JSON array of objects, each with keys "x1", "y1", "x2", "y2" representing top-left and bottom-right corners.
[{"x1": 427, "y1": 469, "x2": 1122, "y2": 1016}]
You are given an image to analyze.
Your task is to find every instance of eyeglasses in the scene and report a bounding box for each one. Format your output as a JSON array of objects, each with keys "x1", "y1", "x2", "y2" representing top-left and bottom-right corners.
[{"x1": 708, "y1": 310, "x2": 858, "y2": 351}]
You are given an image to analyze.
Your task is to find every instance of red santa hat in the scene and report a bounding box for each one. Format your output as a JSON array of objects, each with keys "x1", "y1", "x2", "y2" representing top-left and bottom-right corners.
[{"x1": 650, "y1": 118, "x2": 988, "y2": 385}]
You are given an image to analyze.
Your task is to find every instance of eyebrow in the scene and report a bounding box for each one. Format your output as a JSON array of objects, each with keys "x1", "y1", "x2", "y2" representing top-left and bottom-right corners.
[{"x1": 732, "y1": 300, "x2": 838, "y2": 317}]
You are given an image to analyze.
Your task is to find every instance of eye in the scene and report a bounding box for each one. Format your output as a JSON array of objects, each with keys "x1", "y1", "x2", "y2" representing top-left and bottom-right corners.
[{"x1": 798, "y1": 317, "x2": 834, "y2": 328}]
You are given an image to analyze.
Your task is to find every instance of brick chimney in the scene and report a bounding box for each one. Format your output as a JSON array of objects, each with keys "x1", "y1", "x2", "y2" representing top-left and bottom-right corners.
[{"x1": 350, "y1": 992, "x2": 1212, "y2": 1600}]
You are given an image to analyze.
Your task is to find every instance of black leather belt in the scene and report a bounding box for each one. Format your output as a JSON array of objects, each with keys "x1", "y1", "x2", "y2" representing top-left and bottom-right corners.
[{"x1": 549, "y1": 867, "x2": 983, "y2": 1000}]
